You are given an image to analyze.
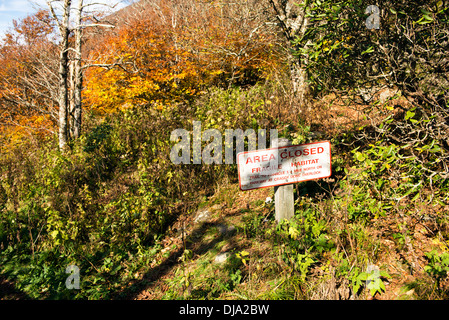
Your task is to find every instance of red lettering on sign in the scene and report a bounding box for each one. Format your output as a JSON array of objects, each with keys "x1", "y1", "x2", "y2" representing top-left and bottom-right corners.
[
  {"x1": 237, "y1": 141, "x2": 331, "y2": 191},
  {"x1": 245, "y1": 153, "x2": 276, "y2": 165},
  {"x1": 279, "y1": 147, "x2": 326, "y2": 159}
]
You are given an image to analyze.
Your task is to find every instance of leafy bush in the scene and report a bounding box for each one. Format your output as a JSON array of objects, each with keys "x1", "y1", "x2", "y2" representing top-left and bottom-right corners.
[
  {"x1": 0, "y1": 82, "x2": 279, "y2": 299},
  {"x1": 424, "y1": 250, "x2": 449, "y2": 290},
  {"x1": 274, "y1": 205, "x2": 334, "y2": 282}
]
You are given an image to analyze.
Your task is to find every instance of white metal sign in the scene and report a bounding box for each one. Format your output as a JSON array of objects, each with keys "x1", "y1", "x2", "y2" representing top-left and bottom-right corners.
[{"x1": 237, "y1": 141, "x2": 332, "y2": 191}]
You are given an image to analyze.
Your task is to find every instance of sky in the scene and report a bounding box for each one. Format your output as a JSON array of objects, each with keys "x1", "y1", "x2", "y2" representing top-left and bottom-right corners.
[{"x1": 0, "y1": 0, "x2": 130, "y2": 39}]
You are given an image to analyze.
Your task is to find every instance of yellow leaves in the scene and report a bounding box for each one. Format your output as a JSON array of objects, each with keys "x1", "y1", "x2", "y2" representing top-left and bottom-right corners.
[
  {"x1": 84, "y1": 17, "x2": 204, "y2": 114},
  {"x1": 0, "y1": 112, "x2": 54, "y2": 156},
  {"x1": 82, "y1": 0, "x2": 281, "y2": 115},
  {"x1": 288, "y1": 226, "x2": 300, "y2": 240},
  {"x1": 236, "y1": 250, "x2": 249, "y2": 266},
  {"x1": 209, "y1": 69, "x2": 223, "y2": 76},
  {"x1": 155, "y1": 100, "x2": 165, "y2": 111},
  {"x1": 432, "y1": 238, "x2": 449, "y2": 251}
]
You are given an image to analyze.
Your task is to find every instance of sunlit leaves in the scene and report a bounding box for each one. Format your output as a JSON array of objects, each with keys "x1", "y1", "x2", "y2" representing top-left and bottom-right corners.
[
  {"x1": 84, "y1": 18, "x2": 201, "y2": 113},
  {"x1": 83, "y1": 0, "x2": 281, "y2": 113}
]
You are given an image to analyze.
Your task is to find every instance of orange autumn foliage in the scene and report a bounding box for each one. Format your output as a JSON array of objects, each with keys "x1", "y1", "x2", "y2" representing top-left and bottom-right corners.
[
  {"x1": 84, "y1": 0, "x2": 281, "y2": 113},
  {"x1": 0, "y1": 1, "x2": 283, "y2": 151},
  {"x1": 84, "y1": 17, "x2": 201, "y2": 113},
  {"x1": 0, "y1": 10, "x2": 58, "y2": 149}
]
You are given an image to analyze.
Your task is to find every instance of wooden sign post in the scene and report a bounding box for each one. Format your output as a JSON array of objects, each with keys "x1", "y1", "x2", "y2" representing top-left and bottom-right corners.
[
  {"x1": 272, "y1": 138, "x2": 294, "y2": 223},
  {"x1": 237, "y1": 139, "x2": 332, "y2": 224}
]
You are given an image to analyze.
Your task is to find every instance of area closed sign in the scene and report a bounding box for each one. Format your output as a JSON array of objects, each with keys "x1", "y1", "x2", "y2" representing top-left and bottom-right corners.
[{"x1": 237, "y1": 141, "x2": 332, "y2": 191}]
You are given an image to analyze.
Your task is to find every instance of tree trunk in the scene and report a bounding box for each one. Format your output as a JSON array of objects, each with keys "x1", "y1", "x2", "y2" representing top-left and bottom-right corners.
[
  {"x1": 290, "y1": 58, "x2": 309, "y2": 105},
  {"x1": 58, "y1": 31, "x2": 69, "y2": 150},
  {"x1": 73, "y1": 1, "x2": 83, "y2": 139},
  {"x1": 69, "y1": 60, "x2": 75, "y2": 139},
  {"x1": 268, "y1": 0, "x2": 310, "y2": 104},
  {"x1": 54, "y1": 0, "x2": 72, "y2": 151}
]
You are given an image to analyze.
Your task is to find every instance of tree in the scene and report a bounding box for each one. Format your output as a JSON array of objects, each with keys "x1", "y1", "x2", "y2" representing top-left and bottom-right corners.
[
  {"x1": 47, "y1": 0, "x2": 72, "y2": 150},
  {"x1": 0, "y1": 10, "x2": 59, "y2": 140},
  {"x1": 46, "y1": 0, "x2": 117, "y2": 148},
  {"x1": 83, "y1": 0, "x2": 281, "y2": 112},
  {"x1": 0, "y1": 1, "x2": 117, "y2": 150},
  {"x1": 268, "y1": 0, "x2": 311, "y2": 104},
  {"x1": 70, "y1": 0, "x2": 83, "y2": 139},
  {"x1": 83, "y1": 10, "x2": 200, "y2": 112},
  {"x1": 296, "y1": 0, "x2": 449, "y2": 176},
  {"x1": 70, "y1": 0, "x2": 118, "y2": 139}
]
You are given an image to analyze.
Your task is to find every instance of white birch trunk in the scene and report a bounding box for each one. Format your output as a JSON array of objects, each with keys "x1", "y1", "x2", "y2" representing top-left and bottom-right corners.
[
  {"x1": 48, "y1": 0, "x2": 72, "y2": 150},
  {"x1": 58, "y1": 0, "x2": 71, "y2": 150},
  {"x1": 269, "y1": 0, "x2": 310, "y2": 104},
  {"x1": 73, "y1": 0, "x2": 83, "y2": 139}
]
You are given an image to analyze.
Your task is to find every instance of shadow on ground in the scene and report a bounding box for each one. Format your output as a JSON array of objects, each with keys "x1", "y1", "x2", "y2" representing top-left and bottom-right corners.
[
  {"x1": 114, "y1": 218, "x2": 239, "y2": 300},
  {"x1": 0, "y1": 276, "x2": 30, "y2": 300}
]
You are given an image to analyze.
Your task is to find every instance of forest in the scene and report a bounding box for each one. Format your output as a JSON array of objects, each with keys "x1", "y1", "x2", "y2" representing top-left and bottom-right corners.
[{"x1": 0, "y1": 0, "x2": 448, "y2": 300}]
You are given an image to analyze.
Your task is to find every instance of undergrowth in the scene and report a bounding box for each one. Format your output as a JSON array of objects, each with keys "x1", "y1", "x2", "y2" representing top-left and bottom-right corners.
[
  {"x1": 1, "y1": 82, "x2": 448, "y2": 300},
  {"x1": 0, "y1": 84, "x2": 280, "y2": 299}
]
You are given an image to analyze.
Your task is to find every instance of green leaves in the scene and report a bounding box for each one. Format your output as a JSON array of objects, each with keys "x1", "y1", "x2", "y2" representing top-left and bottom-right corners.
[
  {"x1": 352, "y1": 268, "x2": 390, "y2": 296},
  {"x1": 278, "y1": 206, "x2": 334, "y2": 263},
  {"x1": 404, "y1": 108, "x2": 416, "y2": 121},
  {"x1": 416, "y1": 9, "x2": 434, "y2": 24},
  {"x1": 366, "y1": 271, "x2": 390, "y2": 296},
  {"x1": 354, "y1": 151, "x2": 366, "y2": 162},
  {"x1": 424, "y1": 250, "x2": 449, "y2": 288},
  {"x1": 361, "y1": 46, "x2": 374, "y2": 55},
  {"x1": 296, "y1": 253, "x2": 315, "y2": 281},
  {"x1": 342, "y1": 135, "x2": 445, "y2": 222}
]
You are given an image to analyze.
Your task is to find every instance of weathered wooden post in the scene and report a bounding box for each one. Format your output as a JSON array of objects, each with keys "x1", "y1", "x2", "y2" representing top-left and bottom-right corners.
[{"x1": 272, "y1": 138, "x2": 295, "y2": 223}]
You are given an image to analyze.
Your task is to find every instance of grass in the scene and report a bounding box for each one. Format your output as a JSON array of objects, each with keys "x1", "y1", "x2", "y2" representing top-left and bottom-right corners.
[
  {"x1": 1, "y1": 86, "x2": 448, "y2": 300},
  {"x1": 128, "y1": 156, "x2": 449, "y2": 300}
]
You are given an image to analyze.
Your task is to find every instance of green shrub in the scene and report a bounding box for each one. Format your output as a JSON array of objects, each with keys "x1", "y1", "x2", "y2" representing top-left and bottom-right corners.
[{"x1": 0, "y1": 84, "x2": 279, "y2": 299}]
